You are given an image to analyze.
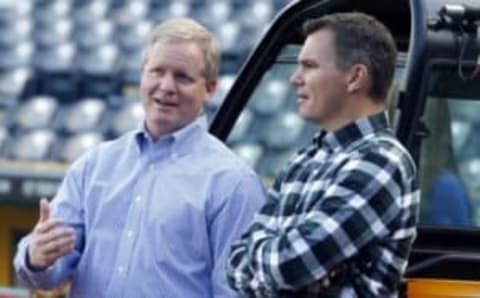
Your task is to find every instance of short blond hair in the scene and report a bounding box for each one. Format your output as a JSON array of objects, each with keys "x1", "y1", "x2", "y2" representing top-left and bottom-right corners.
[{"x1": 146, "y1": 17, "x2": 220, "y2": 82}]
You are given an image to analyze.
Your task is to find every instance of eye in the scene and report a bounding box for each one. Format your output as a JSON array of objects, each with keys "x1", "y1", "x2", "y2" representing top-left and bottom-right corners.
[
  {"x1": 148, "y1": 68, "x2": 163, "y2": 77},
  {"x1": 175, "y1": 72, "x2": 194, "y2": 83}
]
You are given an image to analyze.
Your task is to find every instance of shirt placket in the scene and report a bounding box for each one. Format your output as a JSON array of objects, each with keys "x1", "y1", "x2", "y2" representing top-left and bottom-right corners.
[{"x1": 106, "y1": 154, "x2": 151, "y2": 298}]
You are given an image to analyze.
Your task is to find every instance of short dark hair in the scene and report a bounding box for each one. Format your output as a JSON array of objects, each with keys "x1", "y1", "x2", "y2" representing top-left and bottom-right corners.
[{"x1": 303, "y1": 12, "x2": 397, "y2": 102}]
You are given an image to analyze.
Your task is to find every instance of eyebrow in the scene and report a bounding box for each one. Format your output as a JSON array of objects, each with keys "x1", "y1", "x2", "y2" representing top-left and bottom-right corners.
[{"x1": 298, "y1": 58, "x2": 318, "y2": 67}]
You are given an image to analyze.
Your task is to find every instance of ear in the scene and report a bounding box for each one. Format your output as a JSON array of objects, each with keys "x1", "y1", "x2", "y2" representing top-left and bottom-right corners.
[
  {"x1": 346, "y1": 64, "x2": 369, "y2": 94},
  {"x1": 204, "y1": 79, "x2": 218, "y2": 102}
]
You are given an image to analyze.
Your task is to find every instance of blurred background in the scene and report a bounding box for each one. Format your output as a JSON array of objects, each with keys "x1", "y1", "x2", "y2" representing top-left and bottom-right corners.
[{"x1": 0, "y1": 0, "x2": 291, "y2": 296}]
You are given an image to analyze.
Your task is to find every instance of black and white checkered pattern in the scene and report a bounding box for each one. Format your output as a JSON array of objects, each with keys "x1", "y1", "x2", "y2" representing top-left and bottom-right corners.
[{"x1": 227, "y1": 112, "x2": 420, "y2": 297}]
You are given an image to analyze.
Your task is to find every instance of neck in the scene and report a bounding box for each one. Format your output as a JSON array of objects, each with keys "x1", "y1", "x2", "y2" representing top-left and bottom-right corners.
[{"x1": 323, "y1": 95, "x2": 385, "y2": 132}]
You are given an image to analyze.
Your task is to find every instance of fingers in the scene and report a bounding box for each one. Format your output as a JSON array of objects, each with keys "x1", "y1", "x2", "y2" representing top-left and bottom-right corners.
[
  {"x1": 29, "y1": 226, "x2": 76, "y2": 269},
  {"x1": 39, "y1": 234, "x2": 76, "y2": 259},
  {"x1": 38, "y1": 198, "x2": 50, "y2": 223},
  {"x1": 28, "y1": 198, "x2": 76, "y2": 270},
  {"x1": 34, "y1": 217, "x2": 64, "y2": 234},
  {"x1": 36, "y1": 226, "x2": 75, "y2": 247},
  {"x1": 30, "y1": 238, "x2": 75, "y2": 269}
]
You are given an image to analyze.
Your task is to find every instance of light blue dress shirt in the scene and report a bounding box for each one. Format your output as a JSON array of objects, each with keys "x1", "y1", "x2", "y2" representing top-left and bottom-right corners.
[{"x1": 14, "y1": 116, "x2": 266, "y2": 298}]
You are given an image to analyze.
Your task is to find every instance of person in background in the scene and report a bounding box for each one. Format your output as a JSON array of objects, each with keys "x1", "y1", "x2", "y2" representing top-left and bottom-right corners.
[
  {"x1": 227, "y1": 12, "x2": 419, "y2": 297},
  {"x1": 14, "y1": 17, "x2": 266, "y2": 298}
]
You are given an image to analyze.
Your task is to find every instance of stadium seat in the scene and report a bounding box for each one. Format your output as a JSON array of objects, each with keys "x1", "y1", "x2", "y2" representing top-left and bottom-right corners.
[
  {"x1": 14, "y1": 95, "x2": 58, "y2": 130},
  {"x1": 148, "y1": 1, "x2": 191, "y2": 22},
  {"x1": 33, "y1": 18, "x2": 73, "y2": 48},
  {"x1": 111, "y1": 1, "x2": 148, "y2": 30},
  {"x1": 0, "y1": 42, "x2": 34, "y2": 70},
  {"x1": 33, "y1": 42, "x2": 76, "y2": 72},
  {"x1": 76, "y1": 43, "x2": 118, "y2": 74},
  {"x1": 11, "y1": 129, "x2": 56, "y2": 160},
  {"x1": 0, "y1": 125, "x2": 8, "y2": 157},
  {"x1": 249, "y1": 78, "x2": 289, "y2": 116},
  {"x1": 195, "y1": 0, "x2": 232, "y2": 30},
  {"x1": 228, "y1": 109, "x2": 253, "y2": 144},
  {"x1": 60, "y1": 132, "x2": 104, "y2": 162},
  {"x1": 72, "y1": 1, "x2": 109, "y2": 28},
  {"x1": 232, "y1": 142, "x2": 264, "y2": 168},
  {"x1": 0, "y1": 1, "x2": 32, "y2": 25},
  {"x1": 111, "y1": 101, "x2": 144, "y2": 137},
  {"x1": 34, "y1": 0, "x2": 71, "y2": 25},
  {"x1": 74, "y1": 20, "x2": 114, "y2": 50},
  {"x1": 262, "y1": 111, "x2": 305, "y2": 150},
  {"x1": 62, "y1": 97, "x2": 107, "y2": 133},
  {"x1": 0, "y1": 67, "x2": 32, "y2": 100},
  {"x1": 115, "y1": 20, "x2": 152, "y2": 52},
  {"x1": 0, "y1": 18, "x2": 32, "y2": 47}
]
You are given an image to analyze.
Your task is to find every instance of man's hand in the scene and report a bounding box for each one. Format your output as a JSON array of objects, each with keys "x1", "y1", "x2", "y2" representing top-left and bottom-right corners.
[{"x1": 27, "y1": 198, "x2": 76, "y2": 271}]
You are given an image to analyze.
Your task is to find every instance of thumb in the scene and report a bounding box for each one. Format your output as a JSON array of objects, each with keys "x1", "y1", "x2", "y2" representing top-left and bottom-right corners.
[{"x1": 39, "y1": 198, "x2": 51, "y2": 222}]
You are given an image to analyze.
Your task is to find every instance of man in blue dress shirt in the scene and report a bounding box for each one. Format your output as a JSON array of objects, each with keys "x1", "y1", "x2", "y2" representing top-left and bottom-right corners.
[{"x1": 14, "y1": 18, "x2": 266, "y2": 298}]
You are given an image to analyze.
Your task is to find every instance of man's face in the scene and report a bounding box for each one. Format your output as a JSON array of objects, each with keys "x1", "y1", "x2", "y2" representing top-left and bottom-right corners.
[
  {"x1": 290, "y1": 29, "x2": 350, "y2": 130},
  {"x1": 139, "y1": 41, "x2": 216, "y2": 139}
]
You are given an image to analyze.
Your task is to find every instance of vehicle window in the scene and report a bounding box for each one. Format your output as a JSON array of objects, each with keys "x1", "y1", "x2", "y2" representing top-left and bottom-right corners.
[
  {"x1": 419, "y1": 96, "x2": 480, "y2": 228},
  {"x1": 226, "y1": 44, "x2": 407, "y2": 186}
]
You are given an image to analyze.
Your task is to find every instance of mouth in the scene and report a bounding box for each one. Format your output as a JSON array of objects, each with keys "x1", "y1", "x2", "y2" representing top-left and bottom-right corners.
[
  {"x1": 297, "y1": 93, "x2": 308, "y2": 103},
  {"x1": 153, "y1": 98, "x2": 178, "y2": 109}
]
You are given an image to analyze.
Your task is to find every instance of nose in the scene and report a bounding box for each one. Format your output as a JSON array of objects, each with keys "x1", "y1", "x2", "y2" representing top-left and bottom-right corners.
[
  {"x1": 159, "y1": 72, "x2": 176, "y2": 93},
  {"x1": 290, "y1": 67, "x2": 303, "y2": 86}
]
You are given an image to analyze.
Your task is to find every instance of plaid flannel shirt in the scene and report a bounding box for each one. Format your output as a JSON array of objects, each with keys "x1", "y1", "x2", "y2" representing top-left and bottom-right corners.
[{"x1": 227, "y1": 112, "x2": 420, "y2": 297}]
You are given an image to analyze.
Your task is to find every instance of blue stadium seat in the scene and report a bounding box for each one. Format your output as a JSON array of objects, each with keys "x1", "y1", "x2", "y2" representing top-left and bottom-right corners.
[
  {"x1": 33, "y1": 18, "x2": 73, "y2": 48},
  {"x1": 0, "y1": 18, "x2": 32, "y2": 47},
  {"x1": 227, "y1": 109, "x2": 253, "y2": 144},
  {"x1": 262, "y1": 111, "x2": 305, "y2": 150},
  {"x1": 34, "y1": 0, "x2": 71, "y2": 25},
  {"x1": 75, "y1": 43, "x2": 120, "y2": 97},
  {"x1": 115, "y1": 20, "x2": 152, "y2": 52},
  {"x1": 74, "y1": 20, "x2": 114, "y2": 50},
  {"x1": 238, "y1": 0, "x2": 274, "y2": 30},
  {"x1": 207, "y1": 74, "x2": 236, "y2": 113},
  {"x1": 0, "y1": 125, "x2": 8, "y2": 157},
  {"x1": 194, "y1": 1, "x2": 232, "y2": 30},
  {"x1": 148, "y1": 1, "x2": 191, "y2": 22},
  {"x1": 72, "y1": 1, "x2": 109, "y2": 28},
  {"x1": 11, "y1": 129, "x2": 56, "y2": 160},
  {"x1": 249, "y1": 78, "x2": 289, "y2": 116},
  {"x1": 111, "y1": 1, "x2": 148, "y2": 30},
  {"x1": 232, "y1": 142, "x2": 264, "y2": 168},
  {"x1": 111, "y1": 101, "x2": 144, "y2": 137},
  {"x1": 0, "y1": 42, "x2": 34, "y2": 71},
  {"x1": 62, "y1": 97, "x2": 107, "y2": 133},
  {"x1": 213, "y1": 20, "x2": 241, "y2": 55},
  {"x1": 0, "y1": 68, "x2": 33, "y2": 101},
  {"x1": 118, "y1": 47, "x2": 143, "y2": 86},
  {"x1": 14, "y1": 95, "x2": 58, "y2": 130},
  {"x1": 33, "y1": 42, "x2": 76, "y2": 72},
  {"x1": 60, "y1": 132, "x2": 104, "y2": 162},
  {"x1": 0, "y1": 1, "x2": 32, "y2": 25}
]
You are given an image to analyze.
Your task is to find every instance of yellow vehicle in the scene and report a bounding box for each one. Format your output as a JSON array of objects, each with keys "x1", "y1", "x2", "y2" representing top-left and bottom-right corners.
[{"x1": 210, "y1": 0, "x2": 480, "y2": 296}]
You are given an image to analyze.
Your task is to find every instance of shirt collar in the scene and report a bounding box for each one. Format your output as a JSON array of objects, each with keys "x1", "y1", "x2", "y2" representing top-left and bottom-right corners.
[
  {"x1": 133, "y1": 116, "x2": 208, "y2": 156},
  {"x1": 314, "y1": 111, "x2": 391, "y2": 152}
]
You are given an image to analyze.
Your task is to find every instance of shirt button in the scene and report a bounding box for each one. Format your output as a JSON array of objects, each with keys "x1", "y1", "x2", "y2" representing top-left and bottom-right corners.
[
  {"x1": 127, "y1": 230, "x2": 133, "y2": 238},
  {"x1": 135, "y1": 195, "x2": 141, "y2": 202},
  {"x1": 118, "y1": 266, "x2": 124, "y2": 273}
]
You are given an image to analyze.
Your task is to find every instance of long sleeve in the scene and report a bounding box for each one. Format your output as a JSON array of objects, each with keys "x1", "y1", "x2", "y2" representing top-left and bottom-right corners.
[
  {"x1": 227, "y1": 149, "x2": 418, "y2": 296},
  {"x1": 208, "y1": 170, "x2": 267, "y2": 298},
  {"x1": 14, "y1": 157, "x2": 88, "y2": 289}
]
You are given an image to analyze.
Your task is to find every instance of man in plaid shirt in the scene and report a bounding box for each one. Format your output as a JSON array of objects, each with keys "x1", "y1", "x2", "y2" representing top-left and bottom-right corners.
[{"x1": 226, "y1": 12, "x2": 420, "y2": 297}]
